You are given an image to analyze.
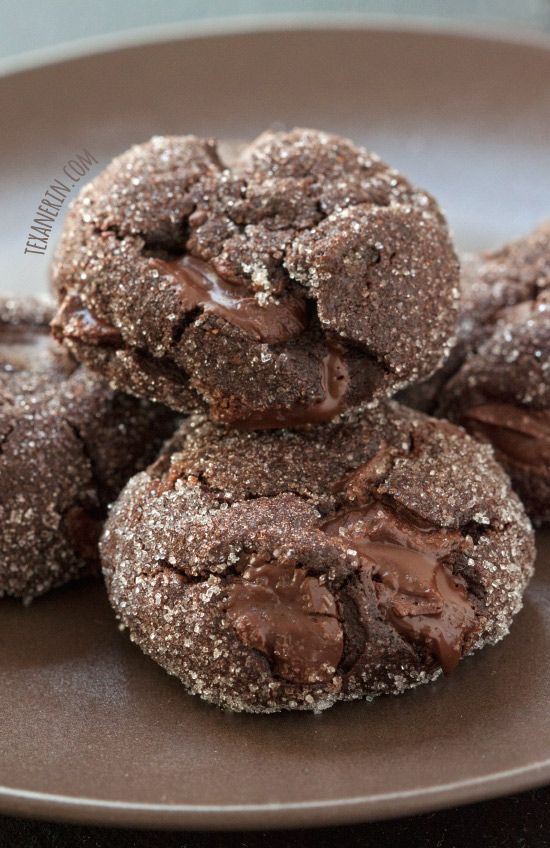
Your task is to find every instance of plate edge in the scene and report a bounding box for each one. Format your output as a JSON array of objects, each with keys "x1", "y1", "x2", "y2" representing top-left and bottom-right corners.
[{"x1": 0, "y1": 12, "x2": 549, "y2": 78}]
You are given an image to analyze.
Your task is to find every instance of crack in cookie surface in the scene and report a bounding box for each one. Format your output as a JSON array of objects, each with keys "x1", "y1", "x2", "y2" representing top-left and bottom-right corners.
[
  {"x1": 0, "y1": 297, "x2": 178, "y2": 601},
  {"x1": 100, "y1": 401, "x2": 535, "y2": 712},
  {"x1": 52, "y1": 129, "x2": 459, "y2": 425}
]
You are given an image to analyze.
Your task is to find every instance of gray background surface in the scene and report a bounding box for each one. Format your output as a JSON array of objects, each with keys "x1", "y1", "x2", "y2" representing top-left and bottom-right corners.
[{"x1": 1, "y1": 0, "x2": 550, "y2": 62}]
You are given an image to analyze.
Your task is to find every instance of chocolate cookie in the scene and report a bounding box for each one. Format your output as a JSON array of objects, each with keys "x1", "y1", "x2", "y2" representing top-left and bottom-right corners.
[
  {"x1": 440, "y1": 290, "x2": 550, "y2": 523},
  {"x1": 457, "y1": 220, "x2": 550, "y2": 347},
  {"x1": 0, "y1": 298, "x2": 177, "y2": 601},
  {"x1": 101, "y1": 403, "x2": 534, "y2": 713},
  {"x1": 51, "y1": 129, "x2": 459, "y2": 426},
  {"x1": 400, "y1": 221, "x2": 550, "y2": 413}
]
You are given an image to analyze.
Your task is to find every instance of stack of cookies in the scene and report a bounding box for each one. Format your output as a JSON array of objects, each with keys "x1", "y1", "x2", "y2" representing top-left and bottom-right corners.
[{"x1": 3, "y1": 129, "x2": 548, "y2": 714}]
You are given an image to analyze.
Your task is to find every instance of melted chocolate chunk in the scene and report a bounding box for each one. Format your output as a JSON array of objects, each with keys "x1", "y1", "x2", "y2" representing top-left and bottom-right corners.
[
  {"x1": 52, "y1": 130, "x2": 460, "y2": 426},
  {"x1": 323, "y1": 503, "x2": 475, "y2": 673},
  {"x1": 463, "y1": 403, "x2": 550, "y2": 468},
  {"x1": 56, "y1": 295, "x2": 123, "y2": 347},
  {"x1": 154, "y1": 255, "x2": 308, "y2": 344},
  {"x1": 236, "y1": 346, "x2": 350, "y2": 430},
  {"x1": 100, "y1": 401, "x2": 534, "y2": 713},
  {"x1": 0, "y1": 296, "x2": 179, "y2": 602},
  {"x1": 226, "y1": 559, "x2": 343, "y2": 684}
]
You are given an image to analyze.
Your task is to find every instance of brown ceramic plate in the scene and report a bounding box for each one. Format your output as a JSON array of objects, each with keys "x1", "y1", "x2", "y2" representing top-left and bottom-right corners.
[{"x1": 1, "y1": 18, "x2": 550, "y2": 831}]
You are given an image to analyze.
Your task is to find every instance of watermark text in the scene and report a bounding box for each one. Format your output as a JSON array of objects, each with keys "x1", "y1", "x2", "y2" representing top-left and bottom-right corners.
[{"x1": 24, "y1": 150, "x2": 98, "y2": 255}]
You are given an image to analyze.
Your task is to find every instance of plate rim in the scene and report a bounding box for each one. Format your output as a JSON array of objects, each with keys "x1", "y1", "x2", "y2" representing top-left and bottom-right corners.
[
  {"x1": 1, "y1": 11, "x2": 550, "y2": 78},
  {"x1": 2, "y1": 754, "x2": 550, "y2": 830},
  {"x1": 1, "y1": 18, "x2": 549, "y2": 830}
]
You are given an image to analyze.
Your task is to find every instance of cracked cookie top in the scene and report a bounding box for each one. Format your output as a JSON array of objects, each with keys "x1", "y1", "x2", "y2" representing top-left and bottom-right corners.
[
  {"x1": 0, "y1": 297, "x2": 177, "y2": 600},
  {"x1": 52, "y1": 129, "x2": 459, "y2": 426},
  {"x1": 440, "y1": 290, "x2": 550, "y2": 523},
  {"x1": 101, "y1": 401, "x2": 534, "y2": 713},
  {"x1": 399, "y1": 221, "x2": 550, "y2": 414},
  {"x1": 458, "y1": 220, "x2": 550, "y2": 348},
  {"x1": 409, "y1": 222, "x2": 550, "y2": 522}
]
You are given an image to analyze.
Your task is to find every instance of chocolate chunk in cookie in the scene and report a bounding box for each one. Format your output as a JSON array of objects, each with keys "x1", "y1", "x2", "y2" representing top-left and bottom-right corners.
[
  {"x1": 52, "y1": 129, "x2": 459, "y2": 426},
  {"x1": 400, "y1": 221, "x2": 550, "y2": 413},
  {"x1": 0, "y1": 297, "x2": 177, "y2": 601},
  {"x1": 440, "y1": 290, "x2": 550, "y2": 523},
  {"x1": 410, "y1": 223, "x2": 550, "y2": 521},
  {"x1": 101, "y1": 403, "x2": 534, "y2": 713}
]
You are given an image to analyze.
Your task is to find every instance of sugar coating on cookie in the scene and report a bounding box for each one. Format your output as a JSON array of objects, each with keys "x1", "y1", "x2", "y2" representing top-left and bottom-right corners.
[
  {"x1": 0, "y1": 297, "x2": 177, "y2": 601},
  {"x1": 441, "y1": 295, "x2": 550, "y2": 522},
  {"x1": 101, "y1": 402, "x2": 534, "y2": 713},
  {"x1": 437, "y1": 223, "x2": 550, "y2": 523},
  {"x1": 400, "y1": 221, "x2": 550, "y2": 413},
  {"x1": 52, "y1": 129, "x2": 459, "y2": 426}
]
